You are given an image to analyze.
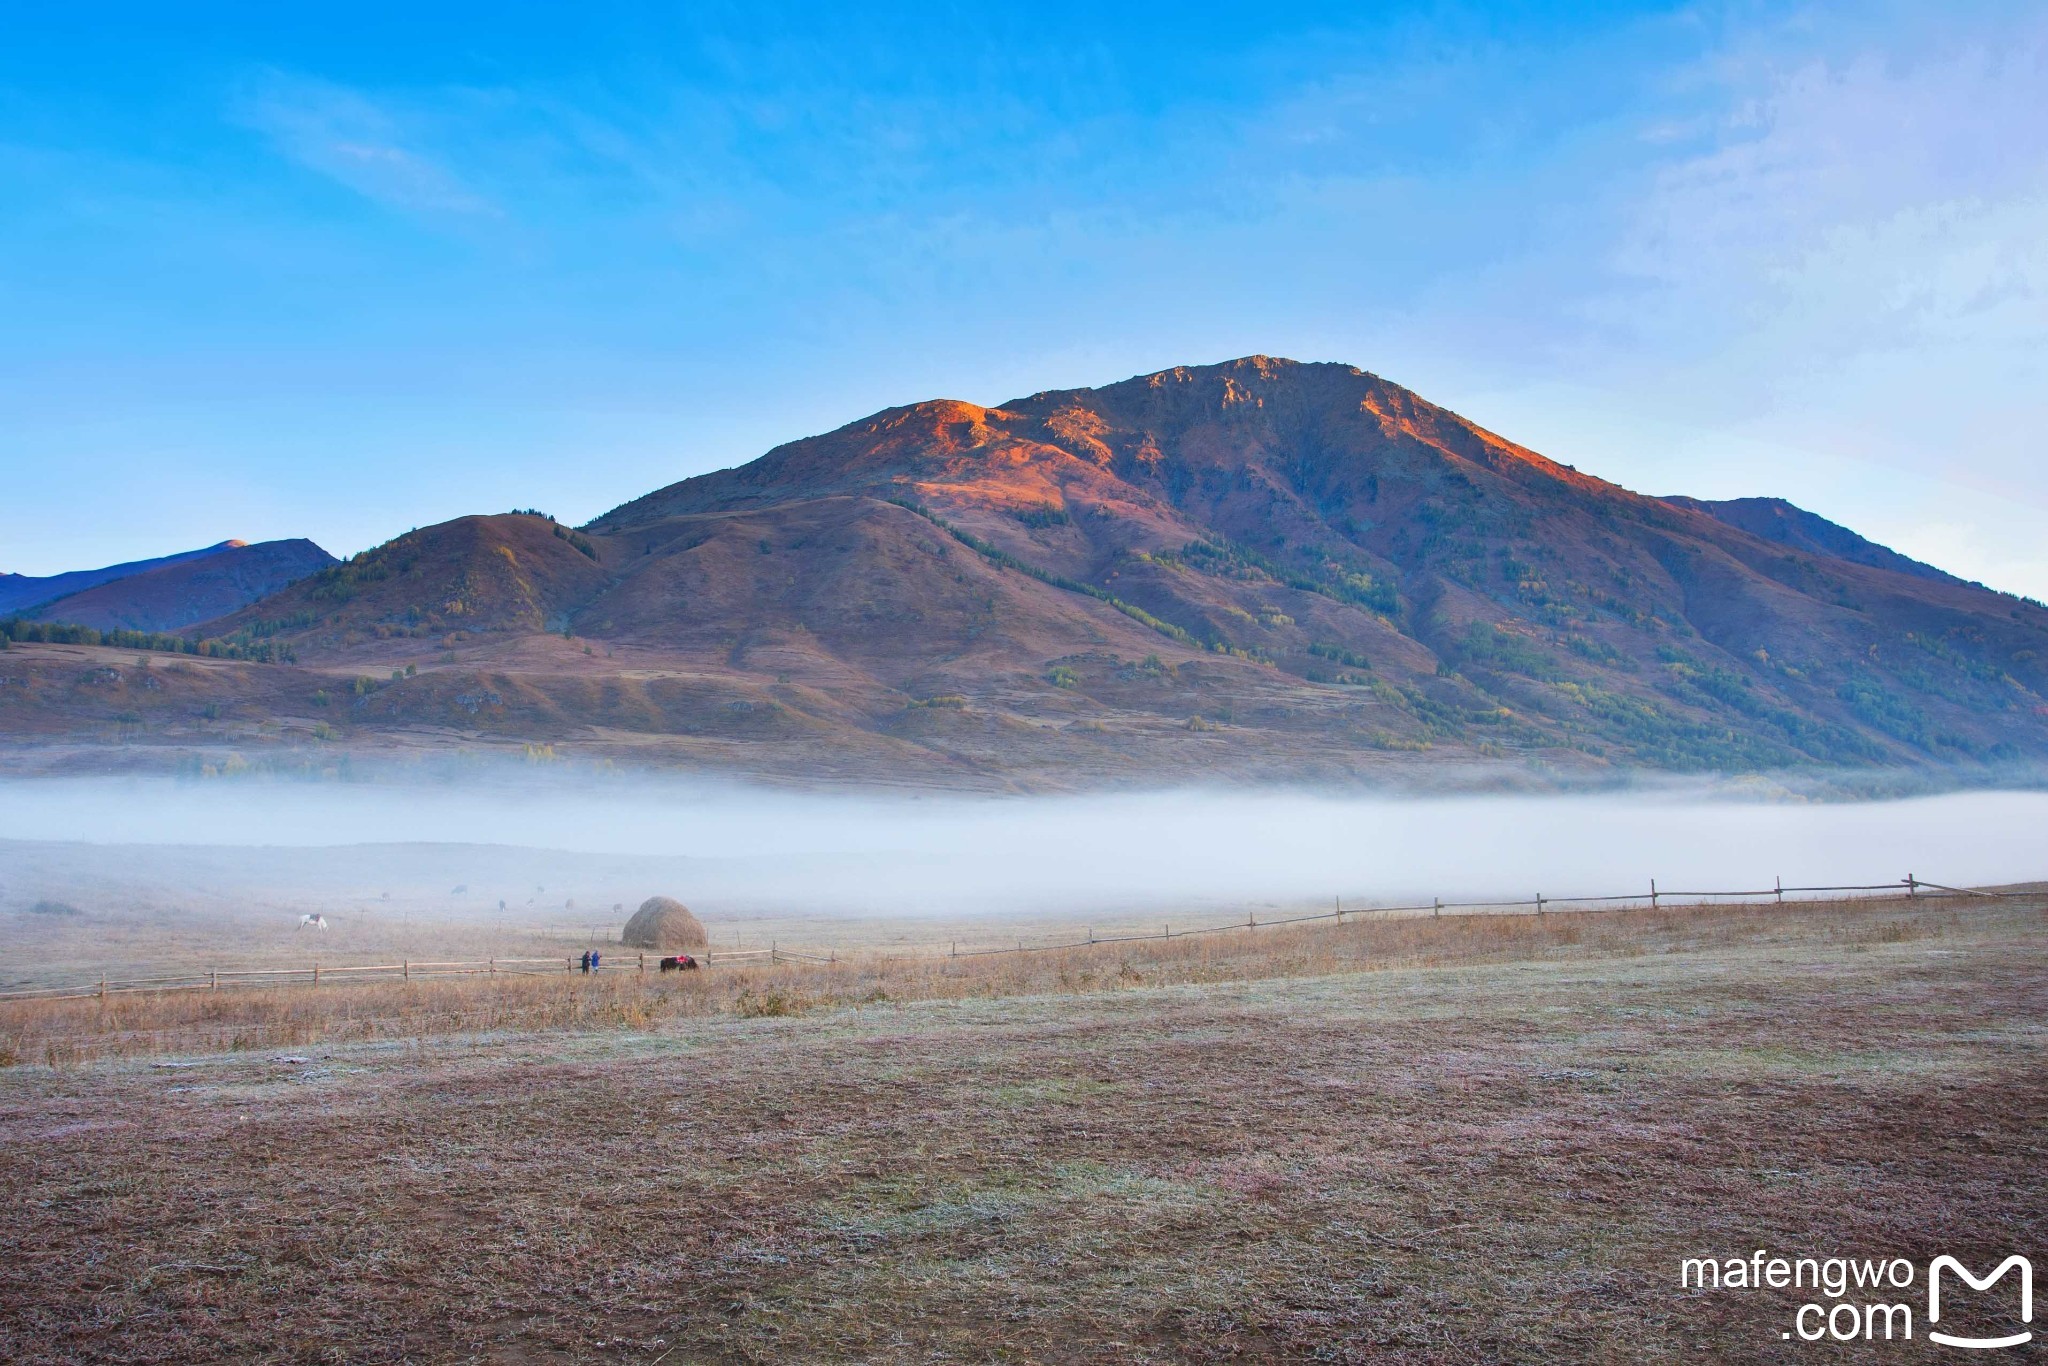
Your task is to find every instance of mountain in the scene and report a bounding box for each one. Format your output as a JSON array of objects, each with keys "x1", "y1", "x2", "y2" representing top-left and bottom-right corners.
[
  {"x1": 10, "y1": 357, "x2": 2048, "y2": 787},
  {"x1": 1662, "y1": 496, "x2": 1957, "y2": 584},
  {"x1": 0, "y1": 541, "x2": 249, "y2": 615},
  {"x1": 23, "y1": 539, "x2": 336, "y2": 633}
]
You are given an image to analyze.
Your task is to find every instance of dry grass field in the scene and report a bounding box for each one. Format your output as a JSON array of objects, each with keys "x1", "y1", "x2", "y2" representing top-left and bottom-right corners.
[{"x1": 2, "y1": 894, "x2": 2043, "y2": 1362}]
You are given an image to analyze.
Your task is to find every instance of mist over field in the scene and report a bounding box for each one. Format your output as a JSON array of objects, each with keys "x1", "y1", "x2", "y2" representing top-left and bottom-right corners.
[{"x1": 3, "y1": 774, "x2": 2044, "y2": 918}]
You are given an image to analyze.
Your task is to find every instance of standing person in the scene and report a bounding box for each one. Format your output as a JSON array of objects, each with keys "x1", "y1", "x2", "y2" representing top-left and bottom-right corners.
[
  {"x1": 590, "y1": 950, "x2": 601, "y2": 973},
  {"x1": 578, "y1": 950, "x2": 591, "y2": 973}
]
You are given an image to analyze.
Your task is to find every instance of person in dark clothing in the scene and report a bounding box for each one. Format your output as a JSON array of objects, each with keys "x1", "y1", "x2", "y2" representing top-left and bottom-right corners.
[{"x1": 578, "y1": 950, "x2": 591, "y2": 973}]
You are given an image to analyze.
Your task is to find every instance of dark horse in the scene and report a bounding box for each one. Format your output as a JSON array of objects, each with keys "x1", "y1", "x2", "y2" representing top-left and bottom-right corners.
[{"x1": 659, "y1": 954, "x2": 699, "y2": 972}]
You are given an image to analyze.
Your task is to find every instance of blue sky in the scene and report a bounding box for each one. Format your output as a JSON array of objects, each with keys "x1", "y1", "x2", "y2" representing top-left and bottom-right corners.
[{"x1": 4, "y1": 2, "x2": 2045, "y2": 595}]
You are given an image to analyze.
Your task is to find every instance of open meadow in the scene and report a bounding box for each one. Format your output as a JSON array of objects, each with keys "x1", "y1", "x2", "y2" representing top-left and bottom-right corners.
[{"x1": 3, "y1": 890, "x2": 2043, "y2": 1362}]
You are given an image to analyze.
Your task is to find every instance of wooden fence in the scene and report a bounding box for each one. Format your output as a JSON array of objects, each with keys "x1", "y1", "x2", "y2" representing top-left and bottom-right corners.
[
  {"x1": 0, "y1": 947, "x2": 832, "y2": 1003},
  {"x1": 926, "y1": 874, "x2": 2019, "y2": 958},
  {"x1": 0, "y1": 874, "x2": 2023, "y2": 1004}
]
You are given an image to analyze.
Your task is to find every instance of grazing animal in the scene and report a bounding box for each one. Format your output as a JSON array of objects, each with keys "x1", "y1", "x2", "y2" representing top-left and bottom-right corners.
[
  {"x1": 659, "y1": 954, "x2": 699, "y2": 972},
  {"x1": 298, "y1": 914, "x2": 328, "y2": 930}
]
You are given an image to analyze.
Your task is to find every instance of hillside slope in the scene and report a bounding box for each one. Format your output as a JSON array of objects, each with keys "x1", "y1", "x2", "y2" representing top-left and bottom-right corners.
[
  {"x1": 13, "y1": 358, "x2": 2047, "y2": 786},
  {"x1": 203, "y1": 516, "x2": 611, "y2": 649},
  {"x1": 25, "y1": 539, "x2": 335, "y2": 633}
]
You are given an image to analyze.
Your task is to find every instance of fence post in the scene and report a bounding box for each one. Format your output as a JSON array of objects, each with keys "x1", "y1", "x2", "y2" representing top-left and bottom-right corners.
[
  {"x1": 1433, "y1": 897, "x2": 1441, "y2": 918},
  {"x1": 639, "y1": 953, "x2": 645, "y2": 973},
  {"x1": 99, "y1": 974, "x2": 107, "y2": 1002},
  {"x1": 1535, "y1": 893, "x2": 1544, "y2": 917},
  {"x1": 403, "y1": 959, "x2": 409, "y2": 981},
  {"x1": 489, "y1": 958, "x2": 496, "y2": 975},
  {"x1": 1248, "y1": 911, "x2": 1256, "y2": 931},
  {"x1": 210, "y1": 970, "x2": 218, "y2": 992},
  {"x1": 1906, "y1": 874, "x2": 1918, "y2": 899},
  {"x1": 1336, "y1": 896, "x2": 1343, "y2": 924},
  {"x1": 1775, "y1": 876, "x2": 1783, "y2": 906},
  {"x1": 313, "y1": 962, "x2": 319, "y2": 986},
  {"x1": 1650, "y1": 879, "x2": 1659, "y2": 911}
]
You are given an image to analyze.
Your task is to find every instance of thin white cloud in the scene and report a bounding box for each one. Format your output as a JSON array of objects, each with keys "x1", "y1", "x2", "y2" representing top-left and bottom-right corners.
[
  {"x1": 1444, "y1": 12, "x2": 2048, "y2": 597},
  {"x1": 1604, "y1": 21, "x2": 2048, "y2": 434},
  {"x1": 233, "y1": 69, "x2": 499, "y2": 219},
  {"x1": 1614, "y1": 34, "x2": 2048, "y2": 351}
]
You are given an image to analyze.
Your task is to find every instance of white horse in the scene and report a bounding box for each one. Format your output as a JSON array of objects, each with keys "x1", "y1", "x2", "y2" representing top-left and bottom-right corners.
[{"x1": 298, "y1": 914, "x2": 328, "y2": 930}]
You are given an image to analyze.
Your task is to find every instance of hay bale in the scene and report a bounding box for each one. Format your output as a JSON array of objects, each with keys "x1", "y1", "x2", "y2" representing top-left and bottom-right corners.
[{"x1": 621, "y1": 896, "x2": 706, "y2": 950}]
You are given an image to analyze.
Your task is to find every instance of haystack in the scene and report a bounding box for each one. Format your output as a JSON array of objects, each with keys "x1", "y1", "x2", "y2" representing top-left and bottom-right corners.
[{"x1": 621, "y1": 896, "x2": 707, "y2": 950}]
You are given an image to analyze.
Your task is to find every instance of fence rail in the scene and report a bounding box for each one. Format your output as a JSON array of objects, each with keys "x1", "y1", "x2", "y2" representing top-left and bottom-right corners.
[
  {"x1": 0, "y1": 946, "x2": 818, "y2": 1003},
  {"x1": 0, "y1": 874, "x2": 2030, "y2": 1004},
  {"x1": 926, "y1": 874, "x2": 2030, "y2": 960}
]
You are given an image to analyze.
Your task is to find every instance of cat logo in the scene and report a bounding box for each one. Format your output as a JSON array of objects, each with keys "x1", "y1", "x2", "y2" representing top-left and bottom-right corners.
[{"x1": 1928, "y1": 1256, "x2": 2032, "y2": 1350}]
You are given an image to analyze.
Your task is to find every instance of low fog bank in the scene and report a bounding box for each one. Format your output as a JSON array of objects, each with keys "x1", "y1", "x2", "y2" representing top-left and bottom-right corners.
[{"x1": 2, "y1": 774, "x2": 2044, "y2": 919}]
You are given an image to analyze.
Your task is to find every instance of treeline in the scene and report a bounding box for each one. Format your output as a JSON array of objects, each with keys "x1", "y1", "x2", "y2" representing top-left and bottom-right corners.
[
  {"x1": 512, "y1": 508, "x2": 599, "y2": 560},
  {"x1": 550, "y1": 523, "x2": 599, "y2": 560},
  {"x1": 0, "y1": 617, "x2": 295, "y2": 663}
]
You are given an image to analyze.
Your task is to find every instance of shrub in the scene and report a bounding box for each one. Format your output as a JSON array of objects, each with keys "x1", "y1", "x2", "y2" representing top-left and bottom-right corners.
[
  {"x1": 734, "y1": 987, "x2": 808, "y2": 1018},
  {"x1": 1308, "y1": 641, "x2": 1371, "y2": 670},
  {"x1": 550, "y1": 523, "x2": 599, "y2": 560},
  {"x1": 1454, "y1": 622, "x2": 1560, "y2": 679},
  {"x1": 1014, "y1": 505, "x2": 1071, "y2": 528}
]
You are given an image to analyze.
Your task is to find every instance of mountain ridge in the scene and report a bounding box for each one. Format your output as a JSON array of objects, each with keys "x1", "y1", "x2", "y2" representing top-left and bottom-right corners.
[
  {"x1": 9, "y1": 356, "x2": 2046, "y2": 787},
  {"x1": 1661, "y1": 495, "x2": 1957, "y2": 584},
  {"x1": 0, "y1": 540, "x2": 250, "y2": 615},
  {"x1": 22, "y1": 539, "x2": 337, "y2": 633}
]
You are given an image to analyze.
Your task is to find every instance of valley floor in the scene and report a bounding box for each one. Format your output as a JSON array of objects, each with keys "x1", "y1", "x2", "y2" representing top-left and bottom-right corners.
[{"x1": 2, "y1": 900, "x2": 2043, "y2": 1363}]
